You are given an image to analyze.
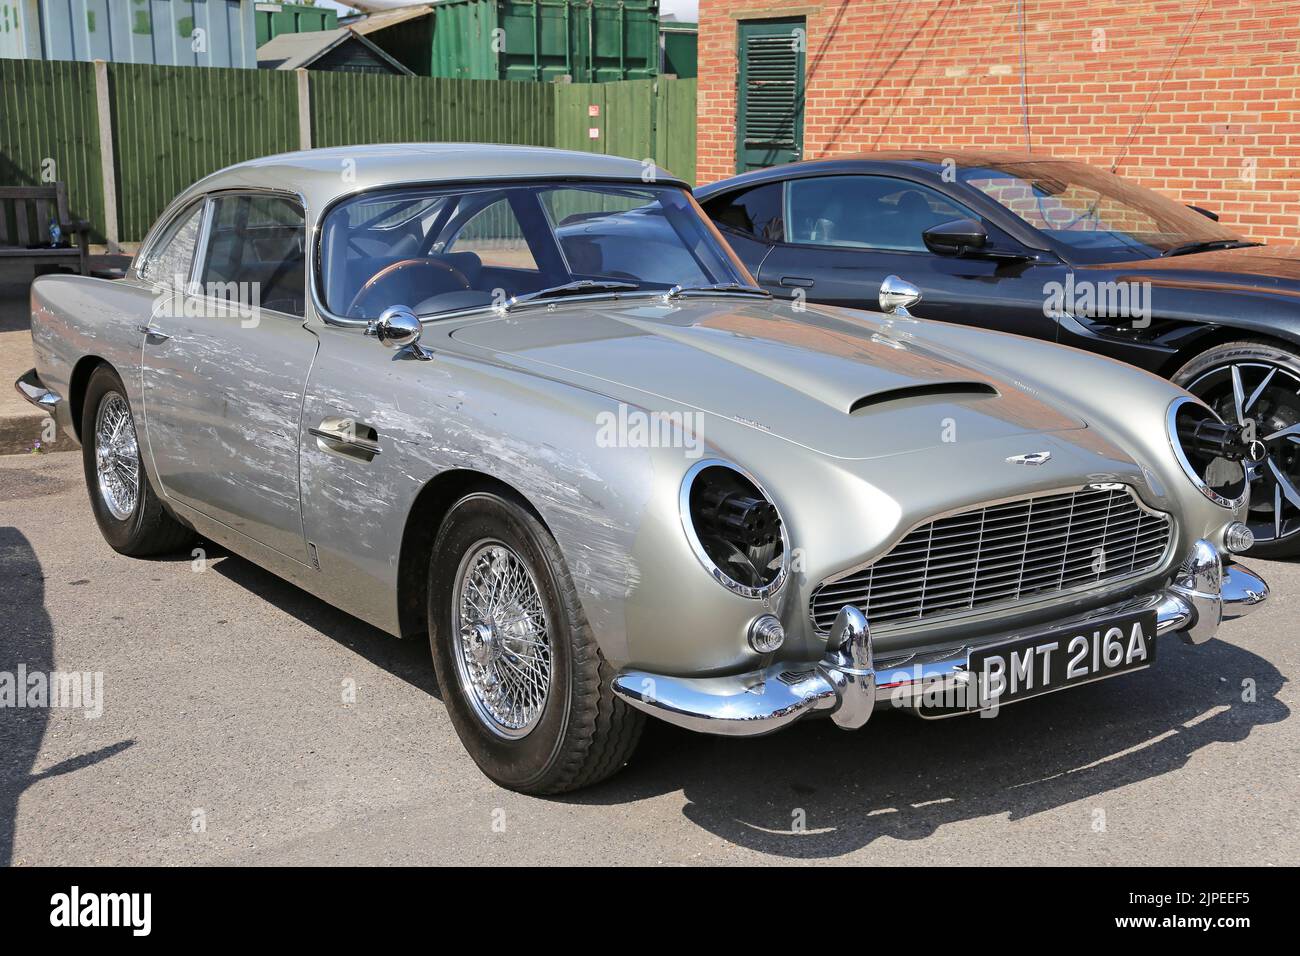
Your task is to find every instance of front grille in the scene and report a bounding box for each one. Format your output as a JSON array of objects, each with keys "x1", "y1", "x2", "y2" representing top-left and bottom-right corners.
[{"x1": 809, "y1": 487, "x2": 1173, "y2": 633}]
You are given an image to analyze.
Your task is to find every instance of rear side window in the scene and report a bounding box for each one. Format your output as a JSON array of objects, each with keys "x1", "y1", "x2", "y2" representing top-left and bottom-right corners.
[
  {"x1": 786, "y1": 175, "x2": 972, "y2": 251},
  {"x1": 704, "y1": 182, "x2": 784, "y2": 242},
  {"x1": 139, "y1": 202, "x2": 204, "y2": 288},
  {"x1": 199, "y1": 195, "x2": 306, "y2": 317}
]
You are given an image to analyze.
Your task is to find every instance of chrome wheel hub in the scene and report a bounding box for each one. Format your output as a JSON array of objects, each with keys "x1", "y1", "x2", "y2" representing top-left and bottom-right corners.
[
  {"x1": 94, "y1": 392, "x2": 140, "y2": 521},
  {"x1": 1190, "y1": 360, "x2": 1300, "y2": 545},
  {"x1": 452, "y1": 541, "x2": 553, "y2": 739}
]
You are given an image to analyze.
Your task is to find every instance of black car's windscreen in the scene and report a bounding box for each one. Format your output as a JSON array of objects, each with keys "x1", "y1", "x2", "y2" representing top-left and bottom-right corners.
[
  {"x1": 958, "y1": 161, "x2": 1242, "y2": 262},
  {"x1": 319, "y1": 182, "x2": 751, "y2": 320}
]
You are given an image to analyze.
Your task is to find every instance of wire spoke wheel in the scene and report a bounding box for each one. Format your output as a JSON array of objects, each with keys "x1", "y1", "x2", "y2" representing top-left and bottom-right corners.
[
  {"x1": 451, "y1": 540, "x2": 553, "y2": 739},
  {"x1": 1188, "y1": 360, "x2": 1300, "y2": 545},
  {"x1": 94, "y1": 392, "x2": 141, "y2": 521}
]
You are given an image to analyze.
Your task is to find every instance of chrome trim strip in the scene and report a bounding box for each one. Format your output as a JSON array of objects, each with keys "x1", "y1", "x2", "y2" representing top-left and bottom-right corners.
[
  {"x1": 679, "y1": 458, "x2": 790, "y2": 601},
  {"x1": 1167, "y1": 395, "x2": 1249, "y2": 510},
  {"x1": 808, "y1": 483, "x2": 1175, "y2": 635}
]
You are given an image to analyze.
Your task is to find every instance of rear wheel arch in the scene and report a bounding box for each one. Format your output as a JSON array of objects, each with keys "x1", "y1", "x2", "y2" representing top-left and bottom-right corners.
[
  {"x1": 67, "y1": 355, "x2": 111, "y2": 442},
  {"x1": 395, "y1": 469, "x2": 553, "y2": 639}
]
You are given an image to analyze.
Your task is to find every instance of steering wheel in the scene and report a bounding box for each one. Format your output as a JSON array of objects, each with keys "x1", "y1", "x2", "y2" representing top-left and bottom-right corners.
[{"x1": 347, "y1": 258, "x2": 470, "y2": 318}]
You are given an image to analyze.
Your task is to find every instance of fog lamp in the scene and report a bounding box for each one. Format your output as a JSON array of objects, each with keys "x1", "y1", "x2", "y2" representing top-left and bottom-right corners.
[
  {"x1": 1223, "y1": 522, "x2": 1255, "y2": 554},
  {"x1": 748, "y1": 614, "x2": 785, "y2": 654}
]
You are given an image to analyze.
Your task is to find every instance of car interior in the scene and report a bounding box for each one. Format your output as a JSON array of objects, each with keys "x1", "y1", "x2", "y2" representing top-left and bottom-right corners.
[{"x1": 321, "y1": 185, "x2": 719, "y2": 320}]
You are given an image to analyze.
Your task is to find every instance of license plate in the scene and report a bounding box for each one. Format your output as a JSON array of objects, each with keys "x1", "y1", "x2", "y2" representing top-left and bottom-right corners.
[{"x1": 964, "y1": 609, "x2": 1158, "y2": 712}]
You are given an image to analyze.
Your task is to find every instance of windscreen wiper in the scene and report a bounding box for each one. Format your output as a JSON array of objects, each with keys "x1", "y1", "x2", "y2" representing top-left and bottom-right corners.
[
  {"x1": 664, "y1": 282, "x2": 771, "y2": 299},
  {"x1": 1160, "y1": 239, "x2": 1264, "y2": 258},
  {"x1": 505, "y1": 279, "x2": 639, "y2": 311}
]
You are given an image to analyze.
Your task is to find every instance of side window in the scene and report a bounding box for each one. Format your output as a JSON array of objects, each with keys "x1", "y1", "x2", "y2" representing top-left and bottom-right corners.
[
  {"x1": 786, "y1": 176, "x2": 973, "y2": 252},
  {"x1": 704, "y1": 183, "x2": 784, "y2": 241},
  {"x1": 199, "y1": 195, "x2": 306, "y2": 317},
  {"x1": 139, "y1": 202, "x2": 204, "y2": 288},
  {"x1": 446, "y1": 198, "x2": 539, "y2": 271}
]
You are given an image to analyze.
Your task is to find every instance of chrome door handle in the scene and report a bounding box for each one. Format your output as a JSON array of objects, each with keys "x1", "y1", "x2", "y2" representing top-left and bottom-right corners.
[
  {"x1": 309, "y1": 418, "x2": 381, "y2": 460},
  {"x1": 135, "y1": 324, "x2": 172, "y2": 343},
  {"x1": 779, "y1": 276, "x2": 815, "y2": 288}
]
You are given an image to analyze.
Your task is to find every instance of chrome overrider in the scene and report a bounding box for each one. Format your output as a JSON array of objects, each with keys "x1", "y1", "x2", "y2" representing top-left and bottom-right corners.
[{"x1": 611, "y1": 538, "x2": 1268, "y2": 736}]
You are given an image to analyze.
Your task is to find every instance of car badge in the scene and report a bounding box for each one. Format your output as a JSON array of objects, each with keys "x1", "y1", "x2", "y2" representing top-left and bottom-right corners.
[{"x1": 1007, "y1": 451, "x2": 1052, "y2": 466}]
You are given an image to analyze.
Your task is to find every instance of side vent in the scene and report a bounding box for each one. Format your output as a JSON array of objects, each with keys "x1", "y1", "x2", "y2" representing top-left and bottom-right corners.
[{"x1": 848, "y1": 382, "x2": 998, "y2": 414}]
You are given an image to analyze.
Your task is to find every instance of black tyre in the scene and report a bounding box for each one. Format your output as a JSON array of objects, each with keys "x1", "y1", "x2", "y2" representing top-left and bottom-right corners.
[
  {"x1": 1173, "y1": 340, "x2": 1300, "y2": 558},
  {"x1": 80, "y1": 365, "x2": 194, "y2": 556},
  {"x1": 427, "y1": 491, "x2": 643, "y2": 794}
]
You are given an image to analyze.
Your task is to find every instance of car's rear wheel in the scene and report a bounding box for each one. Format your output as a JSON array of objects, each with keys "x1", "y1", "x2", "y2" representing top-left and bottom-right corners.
[
  {"x1": 1174, "y1": 341, "x2": 1300, "y2": 558},
  {"x1": 81, "y1": 365, "x2": 194, "y2": 556},
  {"x1": 427, "y1": 490, "x2": 643, "y2": 794}
]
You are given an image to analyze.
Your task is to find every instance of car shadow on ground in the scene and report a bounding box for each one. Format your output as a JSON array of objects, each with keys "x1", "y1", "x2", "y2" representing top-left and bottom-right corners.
[
  {"x1": 567, "y1": 636, "x2": 1289, "y2": 858},
  {"x1": 201, "y1": 544, "x2": 441, "y2": 700},
  {"x1": 0, "y1": 526, "x2": 135, "y2": 867},
  {"x1": 154, "y1": 543, "x2": 1289, "y2": 860}
]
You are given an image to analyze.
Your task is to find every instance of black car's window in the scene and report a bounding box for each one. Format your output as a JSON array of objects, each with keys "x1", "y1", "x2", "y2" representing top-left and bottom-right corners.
[
  {"x1": 320, "y1": 183, "x2": 750, "y2": 320},
  {"x1": 139, "y1": 201, "x2": 204, "y2": 289},
  {"x1": 198, "y1": 195, "x2": 306, "y2": 317},
  {"x1": 704, "y1": 182, "x2": 784, "y2": 242},
  {"x1": 542, "y1": 187, "x2": 720, "y2": 286},
  {"x1": 785, "y1": 175, "x2": 972, "y2": 252},
  {"x1": 958, "y1": 161, "x2": 1241, "y2": 262}
]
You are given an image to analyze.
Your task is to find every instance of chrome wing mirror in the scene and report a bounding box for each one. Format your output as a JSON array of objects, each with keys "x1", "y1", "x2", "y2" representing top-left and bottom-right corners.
[
  {"x1": 366, "y1": 305, "x2": 432, "y2": 360},
  {"x1": 878, "y1": 275, "x2": 921, "y2": 317}
]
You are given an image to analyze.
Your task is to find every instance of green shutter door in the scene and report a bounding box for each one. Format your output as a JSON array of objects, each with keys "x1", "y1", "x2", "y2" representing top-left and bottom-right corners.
[{"x1": 736, "y1": 18, "x2": 805, "y2": 173}]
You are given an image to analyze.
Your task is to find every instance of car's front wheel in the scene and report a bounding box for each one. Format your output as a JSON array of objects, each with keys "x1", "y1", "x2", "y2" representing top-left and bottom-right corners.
[
  {"x1": 1174, "y1": 340, "x2": 1300, "y2": 558},
  {"x1": 427, "y1": 490, "x2": 644, "y2": 794},
  {"x1": 80, "y1": 365, "x2": 194, "y2": 556}
]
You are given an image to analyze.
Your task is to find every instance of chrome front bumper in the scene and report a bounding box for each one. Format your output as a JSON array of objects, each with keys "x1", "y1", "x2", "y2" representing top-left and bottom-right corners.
[{"x1": 611, "y1": 539, "x2": 1268, "y2": 737}]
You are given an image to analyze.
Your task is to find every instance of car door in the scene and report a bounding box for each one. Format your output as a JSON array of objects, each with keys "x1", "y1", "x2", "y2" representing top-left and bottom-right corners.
[
  {"x1": 140, "y1": 191, "x2": 317, "y2": 564},
  {"x1": 753, "y1": 174, "x2": 1063, "y2": 342}
]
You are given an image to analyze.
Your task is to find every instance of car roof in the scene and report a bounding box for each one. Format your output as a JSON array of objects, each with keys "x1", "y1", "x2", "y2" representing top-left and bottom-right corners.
[
  {"x1": 695, "y1": 149, "x2": 1072, "y2": 197},
  {"x1": 174, "y1": 144, "x2": 685, "y2": 218}
]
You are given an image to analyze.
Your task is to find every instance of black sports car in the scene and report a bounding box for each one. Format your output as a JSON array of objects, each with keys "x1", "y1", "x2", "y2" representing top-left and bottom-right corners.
[{"x1": 696, "y1": 150, "x2": 1300, "y2": 556}]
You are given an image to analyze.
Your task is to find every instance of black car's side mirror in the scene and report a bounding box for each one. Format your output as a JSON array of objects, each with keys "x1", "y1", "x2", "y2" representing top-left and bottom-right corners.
[
  {"x1": 1187, "y1": 204, "x2": 1220, "y2": 222},
  {"x1": 923, "y1": 218, "x2": 989, "y2": 256}
]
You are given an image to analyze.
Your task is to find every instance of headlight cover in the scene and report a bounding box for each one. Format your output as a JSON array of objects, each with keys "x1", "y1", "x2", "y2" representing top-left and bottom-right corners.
[
  {"x1": 680, "y1": 459, "x2": 788, "y2": 599},
  {"x1": 1168, "y1": 396, "x2": 1249, "y2": 509}
]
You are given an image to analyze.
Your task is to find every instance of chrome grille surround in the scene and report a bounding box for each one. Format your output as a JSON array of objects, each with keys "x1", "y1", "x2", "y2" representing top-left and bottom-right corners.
[{"x1": 809, "y1": 485, "x2": 1175, "y2": 634}]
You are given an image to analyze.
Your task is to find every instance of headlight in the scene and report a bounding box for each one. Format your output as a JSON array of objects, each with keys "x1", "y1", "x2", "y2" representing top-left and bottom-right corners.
[
  {"x1": 680, "y1": 459, "x2": 788, "y2": 598},
  {"x1": 1168, "y1": 396, "x2": 1249, "y2": 509}
]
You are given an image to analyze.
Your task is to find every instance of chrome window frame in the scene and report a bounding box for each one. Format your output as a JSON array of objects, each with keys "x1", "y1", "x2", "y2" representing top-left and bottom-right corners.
[{"x1": 308, "y1": 175, "x2": 711, "y2": 330}]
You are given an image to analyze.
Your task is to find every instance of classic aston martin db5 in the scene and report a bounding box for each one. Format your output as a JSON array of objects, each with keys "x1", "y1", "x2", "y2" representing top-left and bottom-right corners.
[{"x1": 17, "y1": 145, "x2": 1270, "y2": 793}]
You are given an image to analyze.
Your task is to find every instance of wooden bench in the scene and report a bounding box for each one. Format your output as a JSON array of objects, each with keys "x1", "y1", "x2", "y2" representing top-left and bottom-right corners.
[{"x1": 0, "y1": 184, "x2": 91, "y2": 277}]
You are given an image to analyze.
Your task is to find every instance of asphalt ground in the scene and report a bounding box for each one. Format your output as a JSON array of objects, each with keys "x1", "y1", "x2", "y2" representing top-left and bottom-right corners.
[{"x1": 1, "y1": 451, "x2": 1296, "y2": 865}]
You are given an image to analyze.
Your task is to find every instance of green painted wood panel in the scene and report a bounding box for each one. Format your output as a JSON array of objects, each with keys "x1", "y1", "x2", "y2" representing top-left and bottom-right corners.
[
  {"x1": 309, "y1": 73, "x2": 553, "y2": 150},
  {"x1": 110, "y1": 62, "x2": 298, "y2": 241},
  {"x1": 555, "y1": 78, "x2": 695, "y2": 183},
  {"x1": 0, "y1": 59, "x2": 105, "y2": 242},
  {"x1": 654, "y1": 77, "x2": 695, "y2": 184}
]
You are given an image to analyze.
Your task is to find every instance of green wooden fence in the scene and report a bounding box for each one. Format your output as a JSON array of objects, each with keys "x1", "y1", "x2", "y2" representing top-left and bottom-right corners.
[{"x1": 0, "y1": 60, "x2": 696, "y2": 244}]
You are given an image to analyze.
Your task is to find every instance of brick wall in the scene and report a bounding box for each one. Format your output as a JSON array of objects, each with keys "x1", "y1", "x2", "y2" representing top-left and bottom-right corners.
[{"x1": 698, "y1": 0, "x2": 1300, "y2": 241}]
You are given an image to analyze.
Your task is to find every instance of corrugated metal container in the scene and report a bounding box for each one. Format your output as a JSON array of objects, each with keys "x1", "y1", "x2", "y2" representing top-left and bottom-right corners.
[
  {"x1": 659, "y1": 19, "x2": 694, "y2": 78},
  {"x1": 3, "y1": 0, "x2": 257, "y2": 68},
  {"x1": 254, "y1": 1, "x2": 335, "y2": 47},
  {"x1": 368, "y1": 0, "x2": 659, "y2": 82}
]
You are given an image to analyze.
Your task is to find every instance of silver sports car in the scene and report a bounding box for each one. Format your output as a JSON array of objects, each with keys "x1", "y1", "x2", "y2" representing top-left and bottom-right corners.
[{"x1": 17, "y1": 145, "x2": 1270, "y2": 794}]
